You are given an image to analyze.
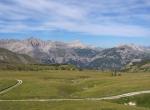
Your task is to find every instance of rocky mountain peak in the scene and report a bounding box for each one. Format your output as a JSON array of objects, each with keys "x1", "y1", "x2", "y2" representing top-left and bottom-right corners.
[
  {"x1": 25, "y1": 37, "x2": 43, "y2": 47},
  {"x1": 117, "y1": 44, "x2": 144, "y2": 52},
  {"x1": 68, "y1": 40, "x2": 87, "y2": 48}
]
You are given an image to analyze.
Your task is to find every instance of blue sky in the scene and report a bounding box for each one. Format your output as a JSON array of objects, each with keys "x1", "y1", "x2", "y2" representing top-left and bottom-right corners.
[{"x1": 0, "y1": 0, "x2": 150, "y2": 47}]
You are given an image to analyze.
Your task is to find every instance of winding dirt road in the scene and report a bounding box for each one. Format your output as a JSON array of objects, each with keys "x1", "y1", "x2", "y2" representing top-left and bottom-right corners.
[{"x1": 0, "y1": 79, "x2": 150, "y2": 102}]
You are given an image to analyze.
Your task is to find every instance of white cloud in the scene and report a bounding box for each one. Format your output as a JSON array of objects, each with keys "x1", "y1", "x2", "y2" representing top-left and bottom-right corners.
[
  {"x1": 44, "y1": 20, "x2": 150, "y2": 37},
  {"x1": 0, "y1": 0, "x2": 150, "y2": 37}
]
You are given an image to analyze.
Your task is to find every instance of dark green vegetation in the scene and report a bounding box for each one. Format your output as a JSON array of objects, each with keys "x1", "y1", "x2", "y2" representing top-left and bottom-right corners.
[
  {"x1": 0, "y1": 70, "x2": 150, "y2": 110},
  {"x1": 112, "y1": 94, "x2": 150, "y2": 109},
  {"x1": 0, "y1": 63, "x2": 77, "y2": 71}
]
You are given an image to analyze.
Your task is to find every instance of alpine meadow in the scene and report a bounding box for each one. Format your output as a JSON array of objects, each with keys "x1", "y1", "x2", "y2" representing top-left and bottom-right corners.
[{"x1": 0, "y1": 0, "x2": 150, "y2": 110}]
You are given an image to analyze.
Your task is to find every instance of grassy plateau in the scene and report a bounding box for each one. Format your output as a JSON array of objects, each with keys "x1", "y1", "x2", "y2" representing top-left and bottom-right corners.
[{"x1": 0, "y1": 70, "x2": 149, "y2": 110}]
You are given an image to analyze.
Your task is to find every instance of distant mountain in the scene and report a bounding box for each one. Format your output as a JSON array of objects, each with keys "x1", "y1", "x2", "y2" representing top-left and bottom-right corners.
[
  {"x1": 0, "y1": 48, "x2": 36, "y2": 64},
  {"x1": 0, "y1": 37, "x2": 100, "y2": 67},
  {"x1": 0, "y1": 38, "x2": 149, "y2": 70},
  {"x1": 89, "y1": 45, "x2": 150, "y2": 70},
  {"x1": 124, "y1": 59, "x2": 150, "y2": 72}
]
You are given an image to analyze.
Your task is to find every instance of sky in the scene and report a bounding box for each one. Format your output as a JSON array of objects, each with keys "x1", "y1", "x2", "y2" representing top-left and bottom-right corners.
[{"x1": 0, "y1": 0, "x2": 150, "y2": 47}]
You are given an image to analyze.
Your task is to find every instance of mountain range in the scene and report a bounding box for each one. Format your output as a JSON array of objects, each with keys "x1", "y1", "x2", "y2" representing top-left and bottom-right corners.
[{"x1": 0, "y1": 37, "x2": 150, "y2": 70}]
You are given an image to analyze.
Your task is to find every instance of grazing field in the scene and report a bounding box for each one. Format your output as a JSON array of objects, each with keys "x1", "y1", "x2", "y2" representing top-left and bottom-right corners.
[
  {"x1": 0, "y1": 70, "x2": 150, "y2": 110},
  {"x1": 0, "y1": 101, "x2": 149, "y2": 110}
]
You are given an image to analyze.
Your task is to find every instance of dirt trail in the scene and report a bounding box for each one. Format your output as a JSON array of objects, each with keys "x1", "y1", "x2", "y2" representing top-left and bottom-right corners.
[
  {"x1": 0, "y1": 79, "x2": 150, "y2": 102},
  {"x1": 0, "y1": 80, "x2": 22, "y2": 95}
]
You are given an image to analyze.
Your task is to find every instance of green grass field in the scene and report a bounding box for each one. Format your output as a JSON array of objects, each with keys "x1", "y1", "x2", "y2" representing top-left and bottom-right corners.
[
  {"x1": 0, "y1": 70, "x2": 150, "y2": 110},
  {"x1": 0, "y1": 79, "x2": 17, "y2": 92},
  {"x1": 111, "y1": 93, "x2": 150, "y2": 109}
]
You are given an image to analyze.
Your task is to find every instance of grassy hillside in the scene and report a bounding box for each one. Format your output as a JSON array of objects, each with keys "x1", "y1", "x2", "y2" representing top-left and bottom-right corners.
[
  {"x1": 0, "y1": 70, "x2": 150, "y2": 110},
  {"x1": 0, "y1": 48, "x2": 36, "y2": 64},
  {"x1": 124, "y1": 60, "x2": 150, "y2": 72}
]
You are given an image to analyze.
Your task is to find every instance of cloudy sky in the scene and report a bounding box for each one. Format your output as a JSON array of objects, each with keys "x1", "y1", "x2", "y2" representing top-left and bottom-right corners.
[{"x1": 0, "y1": 0, "x2": 150, "y2": 47}]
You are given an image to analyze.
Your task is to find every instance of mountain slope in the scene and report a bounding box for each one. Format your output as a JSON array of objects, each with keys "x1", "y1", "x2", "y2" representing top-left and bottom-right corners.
[
  {"x1": 89, "y1": 45, "x2": 150, "y2": 70},
  {"x1": 0, "y1": 48, "x2": 36, "y2": 64},
  {"x1": 124, "y1": 59, "x2": 150, "y2": 72}
]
